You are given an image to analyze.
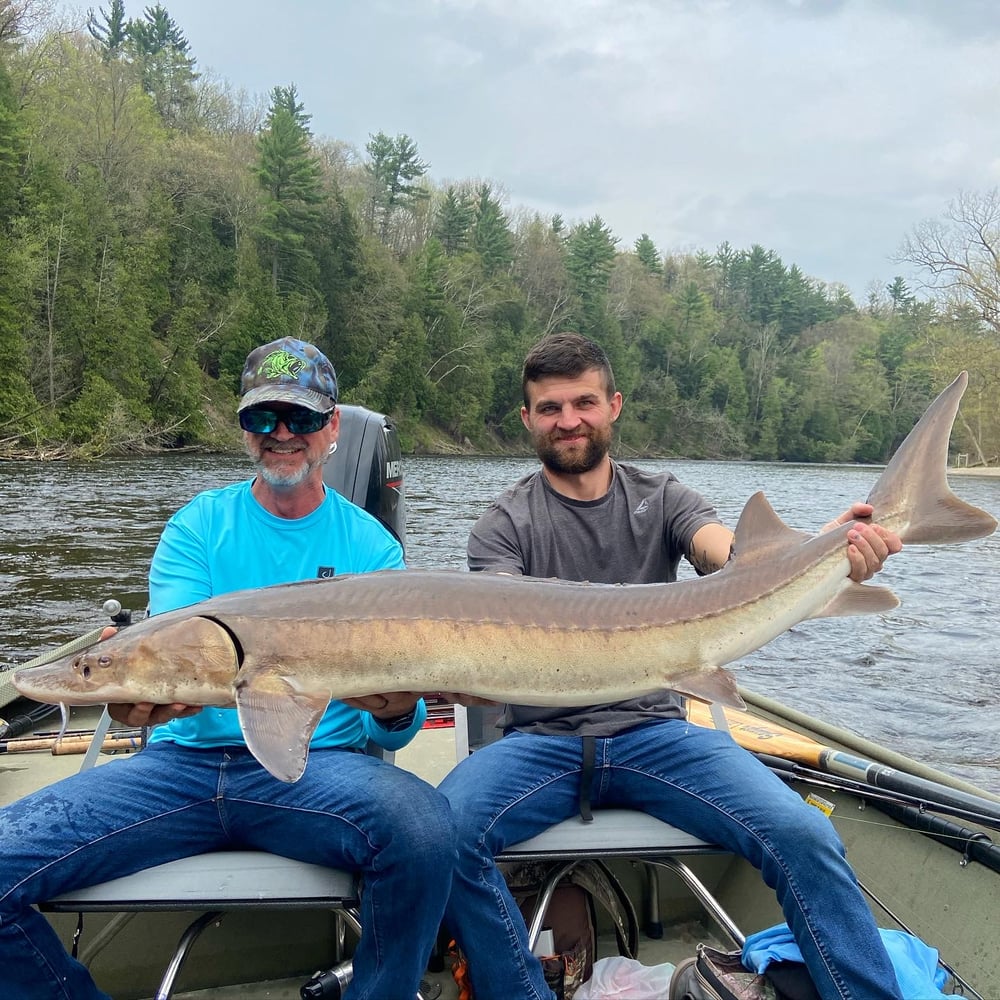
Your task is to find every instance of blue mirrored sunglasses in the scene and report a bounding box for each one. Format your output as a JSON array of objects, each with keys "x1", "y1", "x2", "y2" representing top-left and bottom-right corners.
[{"x1": 239, "y1": 406, "x2": 332, "y2": 435}]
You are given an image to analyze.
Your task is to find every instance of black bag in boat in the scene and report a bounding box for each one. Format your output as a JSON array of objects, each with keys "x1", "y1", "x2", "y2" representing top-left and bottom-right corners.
[{"x1": 669, "y1": 943, "x2": 820, "y2": 1000}]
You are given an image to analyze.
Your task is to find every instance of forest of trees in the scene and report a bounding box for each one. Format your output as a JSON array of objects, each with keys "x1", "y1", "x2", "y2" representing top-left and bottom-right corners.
[{"x1": 1, "y1": 1, "x2": 999, "y2": 465}]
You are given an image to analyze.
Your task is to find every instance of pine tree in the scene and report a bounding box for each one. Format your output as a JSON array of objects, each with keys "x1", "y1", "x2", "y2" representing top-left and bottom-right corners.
[
  {"x1": 268, "y1": 83, "x2": 312, "y2": 133},
  {"x1": 471, "y1": 183, "x2": 512, "y2": 276},
  {"x1": 434, "y1": 186, "x2": 474, "y2": 256},
  {"x1": 256, "y1": 87, "x2": 324, "y2": 293},
  {"x1": 364, "y1": 131, "x2": 429, "y2": 245},
  {"x1": 87, "y1": 0, "x2": 128, "y2": 60},
  {"x1": 634, "y1": 233, "x2": 662, "y2": 275},
  {"x1": 566, "y1": 216, "x2": 617, "y2": 304},
  {"x1": 126, "y1": 3, "x2": 199, "y2": 128},
  {"x1": 0, "y1": 59, "x2": 21, "y2": 223}
]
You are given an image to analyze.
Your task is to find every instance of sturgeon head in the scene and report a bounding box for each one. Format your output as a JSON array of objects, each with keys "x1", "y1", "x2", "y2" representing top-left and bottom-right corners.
[{"x1": 13, "y1": 616, "x2": 240, "y2": 707}]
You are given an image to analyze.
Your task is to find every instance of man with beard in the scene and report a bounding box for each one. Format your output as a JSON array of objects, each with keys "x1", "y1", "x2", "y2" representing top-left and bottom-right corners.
[
  {"x1": 439, "y1": 331, "x2": 906, "y2": 1000},
  {"x1": 0, "y1": 338, "x2": 456, "y2": 1000}
]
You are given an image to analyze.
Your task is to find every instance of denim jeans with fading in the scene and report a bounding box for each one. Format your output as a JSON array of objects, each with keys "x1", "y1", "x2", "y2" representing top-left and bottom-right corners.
[
  {"x1": 0, "y1": 742, "x2": 457, "y2": 1000},
  {"x1": 439, "y1": 721, "x2": 904, "y2": 1000}
]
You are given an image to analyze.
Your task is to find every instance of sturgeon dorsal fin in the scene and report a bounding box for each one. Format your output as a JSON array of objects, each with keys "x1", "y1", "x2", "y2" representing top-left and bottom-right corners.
[
  {"x1": 235, "y1": 671, "x2": 328, "y2": 782},
  {"x1": 732, "y1": 492, "x2": 812, "y2": 566}
]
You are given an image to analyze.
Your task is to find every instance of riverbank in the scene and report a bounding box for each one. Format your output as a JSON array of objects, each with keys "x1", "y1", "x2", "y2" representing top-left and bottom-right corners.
[
  {"x1": 3, "y1": 429, "x2": 998, "y2": 472},
  {"x1": 949, "y1": 465, "x2": 1000, "y2": 477}
]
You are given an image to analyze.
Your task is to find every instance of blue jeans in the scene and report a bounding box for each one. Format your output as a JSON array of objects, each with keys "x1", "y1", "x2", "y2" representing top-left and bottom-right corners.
[
  {"x1": 0, "y1": 742, "x2": 457, "y2": 1000},
  {"x1": 439, "y1": 722, "x2": 904, "y2": 1000}
]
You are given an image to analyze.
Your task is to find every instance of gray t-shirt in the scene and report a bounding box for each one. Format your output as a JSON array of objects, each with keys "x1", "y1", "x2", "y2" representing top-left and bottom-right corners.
[{"x1": 467, "y1": 461, "x2": 723, "y2": 736}]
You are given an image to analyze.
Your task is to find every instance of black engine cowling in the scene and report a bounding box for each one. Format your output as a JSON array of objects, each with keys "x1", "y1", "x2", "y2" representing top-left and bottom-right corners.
[{"x1": 322, "y1": 404, "x2": 406, "y2": 553}]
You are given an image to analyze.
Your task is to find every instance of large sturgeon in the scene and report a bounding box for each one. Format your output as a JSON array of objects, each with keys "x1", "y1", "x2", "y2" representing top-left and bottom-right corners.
[{"x1": 15, "y1": 372, "x2": 997, "y2": 781}]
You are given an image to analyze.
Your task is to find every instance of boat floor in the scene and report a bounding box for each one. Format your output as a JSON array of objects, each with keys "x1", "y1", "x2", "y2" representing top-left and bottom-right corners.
[{"x1": 167, "y1": 925, "x2": 714, "y2": 1000}]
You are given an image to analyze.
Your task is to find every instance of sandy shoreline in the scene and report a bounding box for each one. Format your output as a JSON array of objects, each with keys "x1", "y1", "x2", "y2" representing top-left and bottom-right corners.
[{"x1": 949, "y1": 466, "x2": 1000, "y2": 477}]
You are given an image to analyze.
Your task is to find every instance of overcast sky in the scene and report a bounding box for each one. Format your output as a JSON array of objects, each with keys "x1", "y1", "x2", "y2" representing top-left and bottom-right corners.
[{"x1": 114, "y1": 0, "x2": 1000, "y2": 300}]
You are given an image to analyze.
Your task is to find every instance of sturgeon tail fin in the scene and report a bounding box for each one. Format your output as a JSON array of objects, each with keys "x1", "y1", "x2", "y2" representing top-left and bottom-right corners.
[{"x1": 867, "y1": 372, "x2": 997, "y2": 545}]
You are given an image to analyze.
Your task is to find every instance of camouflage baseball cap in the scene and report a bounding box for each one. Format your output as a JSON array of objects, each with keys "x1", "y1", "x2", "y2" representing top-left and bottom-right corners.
[{"x1": 238, "y1": 338, "x2": 338, "y2": 413}]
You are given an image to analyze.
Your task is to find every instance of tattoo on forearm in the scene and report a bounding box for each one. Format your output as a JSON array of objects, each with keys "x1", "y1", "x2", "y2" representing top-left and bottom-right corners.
[
  {"x1": 690, "y1": 542, "x2": 735, "y2": 577},
  {"x1": 691, "y1": 547, "x2": 724, "y2": 576}
]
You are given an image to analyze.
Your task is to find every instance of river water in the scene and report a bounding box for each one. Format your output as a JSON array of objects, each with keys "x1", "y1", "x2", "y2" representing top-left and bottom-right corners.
[{"x1": 1, "y1": 453, "x2": 998, "y2": 792}]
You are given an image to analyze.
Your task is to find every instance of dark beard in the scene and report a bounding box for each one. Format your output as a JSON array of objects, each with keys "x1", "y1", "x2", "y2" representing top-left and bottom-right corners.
[{"x1": 535, "y1": 429, "x2": 610, "y2": 475}]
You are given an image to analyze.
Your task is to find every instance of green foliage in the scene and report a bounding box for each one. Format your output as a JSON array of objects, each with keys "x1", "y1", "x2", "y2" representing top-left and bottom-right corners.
[
  {"x1": 700, "y1": 346, "x2": 748, "y2": 429},
  {"x1": 634, "y1": 233, "x2": 662, "y2": 275},
  {"x1": 62, "y1": 371, "x2": 155, "y2": 454},
  {"x1": 364, "y1": 131, "x2": 429, "y2": 247},
  {"x1": 88, "y1": 0, "x2": 129, "y2": 60},
  {"x1": 0, "y1": 247, "x2": 42, "y2": 448},
  {"x1": 471, "y1": 183, "x2": 513, "y2": 277},
  {"x1": 147, "y1": 281, "x2": 213, "y2": 444},
  {"x1": 256, "y1": 91, "x2": 324, "y2": 295},
  {"x1": 124, "y1": 3, "x2": 199, "y2": 129},
  {"x1": 0, "y1": 9, "x2": 996, "y2": 463},
  {"x1": 353, "y1": 314, "x2": 430, "y2": 431},
  {"x1": 0, "y1": 61, "x2": 23, "y2": 224},
  {"x1": 269, "y1": 84, "x2": 312, "y2": 132},
  {"x1": 434, "y1": 186, "x2": 474, "y2": 256},
  {"x1": 566, "y1": 216, "x2": 617, "y2": 307}
]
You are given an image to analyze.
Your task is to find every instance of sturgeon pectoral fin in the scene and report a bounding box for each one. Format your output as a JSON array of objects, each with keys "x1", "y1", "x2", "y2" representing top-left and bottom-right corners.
[
  {"x1": 670, "y1": 667, "x2": 747, "y2": 710},
  {"x1": 811, "y1": 581, "x2": 900, "y2": 619},
  {"x1": 235, "y1": 674, "x2": 329, "y2": 783}
]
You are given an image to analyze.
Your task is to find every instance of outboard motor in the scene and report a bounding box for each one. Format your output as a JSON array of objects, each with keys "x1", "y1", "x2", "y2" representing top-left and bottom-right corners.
[{"x1": 322, "y1": 404, "x2": 406, "y2": 552}]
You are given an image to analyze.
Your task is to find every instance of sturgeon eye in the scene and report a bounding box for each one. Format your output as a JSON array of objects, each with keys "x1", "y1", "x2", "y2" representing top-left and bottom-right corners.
[{"x1": 98, "y1": 655, "x2": 111, "y2": 666}]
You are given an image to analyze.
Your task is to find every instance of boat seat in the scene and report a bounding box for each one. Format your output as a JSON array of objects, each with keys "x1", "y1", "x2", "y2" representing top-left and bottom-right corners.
[
  {"x1": 457, "y1": 704, "x2": 745, "y2": 949},
  {"x1": 43, "y1": 851, "x2": 364, "y2": 1000},
  {"x1": 41, "y1": 707, "x2": 423, "y2": 1000}
]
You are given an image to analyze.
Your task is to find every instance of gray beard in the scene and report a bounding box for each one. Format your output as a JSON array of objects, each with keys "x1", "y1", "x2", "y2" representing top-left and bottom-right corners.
[
  {"x1": 255, "y1": 460, "x2": 315, "y2": 488},
  {"x1": 245, "y1": 441, "x2": 320, "y2": 489}
]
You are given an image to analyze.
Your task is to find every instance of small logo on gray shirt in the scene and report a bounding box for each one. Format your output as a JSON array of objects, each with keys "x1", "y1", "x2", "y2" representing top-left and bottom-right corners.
[{"x1": 633, "y1": 499, "x2": 649, "y2": 516}]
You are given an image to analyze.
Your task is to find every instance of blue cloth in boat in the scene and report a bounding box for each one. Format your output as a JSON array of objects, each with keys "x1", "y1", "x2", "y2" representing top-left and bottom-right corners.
[{"x1": 742, "y1": 923, "x2": 950, "y2": 999}]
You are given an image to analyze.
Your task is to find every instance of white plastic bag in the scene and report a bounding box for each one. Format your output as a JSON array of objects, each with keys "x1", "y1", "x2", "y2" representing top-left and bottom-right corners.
[{"x1": 574, "y1": 956, "x2": 676, "y2": 999}]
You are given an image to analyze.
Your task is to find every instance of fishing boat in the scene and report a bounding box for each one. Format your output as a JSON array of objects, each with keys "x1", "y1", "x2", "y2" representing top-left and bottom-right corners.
[{"x1": 2, "y1": 406, "x2": 998, "y2": 1000}]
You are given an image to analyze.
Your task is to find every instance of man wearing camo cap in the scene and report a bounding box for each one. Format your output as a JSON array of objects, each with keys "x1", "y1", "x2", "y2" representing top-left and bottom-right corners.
[{"x1": 0, "y1": 337, "x2": 456, "y2": 999}]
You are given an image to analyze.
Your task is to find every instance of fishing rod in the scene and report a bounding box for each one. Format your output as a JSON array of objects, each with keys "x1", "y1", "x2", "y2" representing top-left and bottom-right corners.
[
  {"x1": 739, "y1": 687, "x2": 1000, "y2": 807},
  {"x1": 0, "y1": 700, "x2": 63, "y2": 741},
  {"x1": 2, "y1": 598, "x2": 143, "y2": 747},
  {"x1": 0, "y1": 731, "x2": 144, "y2": 756},
  {"x1": 756, "y1": 753, "x2": 1000, "y2": 876},
  {"x1": 752, "y1": 751, "x2": 1000, "y2": 830},
  {"x1": 687, "y1": 698, "x2": 1000, "y2": 819},
  {"x1": 757, "y1": 751, "x2": 1000, "y2": 831}
]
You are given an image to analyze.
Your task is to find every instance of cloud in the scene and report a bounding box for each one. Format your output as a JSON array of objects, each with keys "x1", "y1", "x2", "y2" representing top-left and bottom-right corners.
[{"x1": 159, "y1": 0, "x2": 1000, "y2": 296}]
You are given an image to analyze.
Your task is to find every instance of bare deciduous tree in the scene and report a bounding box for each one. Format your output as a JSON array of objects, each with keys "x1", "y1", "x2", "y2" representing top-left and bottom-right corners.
[{"x1": 899, "y1": 189, "x2": 1000, "y2": 335}]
